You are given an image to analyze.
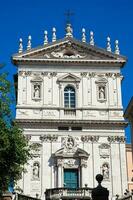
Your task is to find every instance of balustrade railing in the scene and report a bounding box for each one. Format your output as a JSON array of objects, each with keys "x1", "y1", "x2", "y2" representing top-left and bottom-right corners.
[
  {"x1": 64, "y1": 109, "x2": 76, "y2": 116},
  {"x1": 45, "y1": 187, "x2": 92, "y2": 200}
]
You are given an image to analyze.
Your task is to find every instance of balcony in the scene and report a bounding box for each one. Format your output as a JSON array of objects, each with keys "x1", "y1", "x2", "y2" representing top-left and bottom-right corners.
[
  {"x1": 45, "y1": 187, "x2": 92, "y2": 200},
  {"x1": 64, "y1": 109, "x2": 76, "y2": 116}
]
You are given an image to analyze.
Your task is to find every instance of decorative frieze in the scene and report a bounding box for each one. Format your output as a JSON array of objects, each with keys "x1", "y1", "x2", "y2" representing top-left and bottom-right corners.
[
  {"x1": 114, "y1": 73, "x2": 121, "y2": 78},
  {"x1": 80, "y1": 72, "x2": 87, "y2": 77},
  {"x1": 64, "y1": 159, "x2": 79, "y2": 168},
  {"x1": 88, "y1": 72, "x2": 96, "y2": 78},
  {"x1": 50, "y1": 72, "x2": 57, "y2": 77},
  {"x1": 56, "y1": 158, "x2": 80, "y2": 168},
  {"x1": 41, "y1": 72, "x2": 48, "y2": 76},
  {"x1": 18, "y1": 70, "x2": 32, "y2": 76},
  {"x1": 40, "y1": 134, "x2": 58, "y2": 142},
  {"x1": 81, "y1": 135, "x2": 99, "y2": 143},
  {"x1": 105, "y1": 73, "x2": 113, "y2": 78},
  {"x1": 107, "y1": 136, "x2": 125, "y2": 143}
]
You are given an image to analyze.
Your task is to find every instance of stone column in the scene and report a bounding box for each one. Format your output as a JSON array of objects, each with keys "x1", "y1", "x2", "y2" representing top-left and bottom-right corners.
[
  {"x1": 81, "y1": 158, "x2": 87, "y2": 187},
  {"x1": 57, "y1": 159, "x2": 63, "y2": 187}
]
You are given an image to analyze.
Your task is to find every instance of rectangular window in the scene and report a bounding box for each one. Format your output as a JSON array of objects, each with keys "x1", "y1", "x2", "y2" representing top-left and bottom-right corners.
[
  {"x1": 71, "y1": 127, "x2": 82, "y2": 131},
  {"x1": 58, "y1": 127, "x2": 69, "y2": 130}
]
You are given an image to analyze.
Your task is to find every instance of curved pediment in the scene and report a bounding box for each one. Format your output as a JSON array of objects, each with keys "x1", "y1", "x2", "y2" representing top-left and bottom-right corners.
[{"x1": 54, "y1": 147, "x2": 89, "y2": 158}]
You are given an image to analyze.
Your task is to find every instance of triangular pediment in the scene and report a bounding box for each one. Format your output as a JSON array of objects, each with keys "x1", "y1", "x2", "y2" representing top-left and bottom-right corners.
[
  {"x1": 12, "y1": 37, "x2": 126, "y2": 65},
  {"x1": 57, "y1": 73, "x2": 81, "y2": 83}
]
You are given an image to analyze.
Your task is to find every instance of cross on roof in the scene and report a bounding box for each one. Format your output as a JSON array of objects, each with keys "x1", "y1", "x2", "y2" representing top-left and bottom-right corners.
[{"x1": 65, "y1": 10, "x2": 74, "y2": 24}]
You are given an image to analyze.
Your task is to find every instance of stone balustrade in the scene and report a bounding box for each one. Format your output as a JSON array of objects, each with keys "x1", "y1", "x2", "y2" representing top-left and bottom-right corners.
[{"x1": 45, "y1": 187, "x2": 92, "y2": 200}]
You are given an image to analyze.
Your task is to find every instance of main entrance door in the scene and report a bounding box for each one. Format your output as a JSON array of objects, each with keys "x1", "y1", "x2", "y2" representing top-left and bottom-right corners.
[{"x1": 64, "y1": 169, "x2": 78, "y2": 188}]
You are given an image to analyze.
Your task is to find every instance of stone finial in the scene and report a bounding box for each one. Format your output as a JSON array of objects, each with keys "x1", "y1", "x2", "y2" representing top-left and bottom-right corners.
[
  {"x1": 19, "y1": 38, "x2": 23, "y2": 53},
  {"x1": 65, "y1": 23, "x2": 73, "y2": 38},
  {"x1": 92, "y1": 174, "x2": 109, "y2": 200},
  {"x1": 44, "y1": 30, "x2": 48, "y2": 45},
  {"x1": 52, "y1": 27, "x2": 56, "y2": 42},
  {"x1": 82, "y1": 28, "x2": 86, "y2": 43},
  {"x1": 107, "y1": 37, "x2": 111, "y2": 52},
  {"x1": 27, "y1": 35, "x2": 32, "y2": 50},
  {"x1": 90, "y1": 31, "x2": 94, "y2": 46},
  {"x1": 115, "y1": 40, "x2": 120, "y2": 55}
]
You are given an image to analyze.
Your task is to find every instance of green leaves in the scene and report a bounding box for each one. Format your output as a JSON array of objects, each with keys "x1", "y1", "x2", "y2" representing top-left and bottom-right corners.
[{"x1": 0, "y1": 73, "x2": 31, "y2": 195}]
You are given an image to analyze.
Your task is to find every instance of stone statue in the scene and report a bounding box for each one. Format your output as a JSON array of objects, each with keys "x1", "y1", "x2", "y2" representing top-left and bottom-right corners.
[
  {"x1": 99, "y1": 86, "x2": 105, "y2": 100},
  {"x1": 34, "y1": 84, "x2": 40, "y2": 99},
  {"x1": 102, "y1": 163, "x2": 109, "y2": 179},
  {"x1": 33, "y1": 163, "x2": 39, "y2": 179}
]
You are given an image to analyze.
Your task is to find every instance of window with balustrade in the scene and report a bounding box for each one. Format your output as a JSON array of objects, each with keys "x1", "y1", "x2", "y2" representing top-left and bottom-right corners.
[{"x1": 64, "y1": 86, "x2": 76, "y2": 108}]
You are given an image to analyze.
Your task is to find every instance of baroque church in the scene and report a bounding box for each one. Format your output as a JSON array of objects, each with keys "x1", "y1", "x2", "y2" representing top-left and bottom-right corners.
[{"x1": 12, "y1": 24, "x2": 128, "y2": 199}]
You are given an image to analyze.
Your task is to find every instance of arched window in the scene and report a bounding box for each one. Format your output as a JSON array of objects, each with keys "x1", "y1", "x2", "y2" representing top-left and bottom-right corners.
[{"x1": 64, "y1": 86, "x2": 75, "y2": 108}]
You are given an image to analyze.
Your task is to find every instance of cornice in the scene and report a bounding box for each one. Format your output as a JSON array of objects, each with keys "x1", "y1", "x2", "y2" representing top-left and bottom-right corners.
[
  {"x1": 15, "y1": 119, "x2": 128, "y2": 128},
  {"x1": 12, "y1": 57, "x2": 126, "y2": 67},
  {"x1": 16, "y1": 105, "x2": 123, "y2": 111}
]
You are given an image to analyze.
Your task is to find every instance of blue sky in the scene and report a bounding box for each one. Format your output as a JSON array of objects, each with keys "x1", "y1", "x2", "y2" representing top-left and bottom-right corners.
[{"x1": 0, "y1": 0, "x2": 133, "y2": 142}]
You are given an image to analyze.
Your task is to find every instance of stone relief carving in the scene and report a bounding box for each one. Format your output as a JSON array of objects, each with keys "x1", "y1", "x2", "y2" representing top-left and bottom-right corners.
[
  {"x1": 99, "y1": 143, "x2": 110, "y2": 158},
  {"x1": 40, "y1": 134, "x2": 58, "y2": 142},
  {"x1": 43, "y1": 111, "x2": 55, "y2": 117},
  {"x1": 32, "y1": 162, "x2": 40, "y2": 180},
  {"x1": 50, "y1": 72, "x2": 57, "y2": 77},
  {"x1": 18, "y1": 71, "x2": 32, "y2": 76},
  {"x1": 41, "y1": 72, "x2": 48, "y2": 76},
  {"x1": 80, "y1": 72, "x2": 87, "y2": 77},
  {"x1": 107, "y1": 136, "x2": 125, "y2": 143},
  {"x1": 88, "y1": 72, "x2": 96, "y2": 78},
  {"x1": 105, "y1": 73, "x2": 113, "y2": 78},
  {"x1": 114, "y1": 73, "x2": 121, "y2": 78},
  {"x1": 57, "y1": 159, "x2": 63, "y2": 167},
  {"x1": 61, "y1": 136, "x2": 79, "y2": 153},
  {"x1": 31, "y1": 143, "x2": 42, "y2": 151},
  {"x1": 18, "y1": 110, "x2": 28, "y2": 115},
  {"x1": 83, "y1": 111, "x2": 96, "y2": 117},
  {"x1": 97, "y1": 73, "x2": 105, "y2": 78},
  {"x1": 102, "y1": 163, "x2": 109, "y2": 180},
  {"x1": 31, "y1": 143, "x2": 42, "y2": 158},
  {"x1": 80, "y1": 158, "x2": 88, "y2": 168},
  {"x1": 18, "y1": 71, "x2": 25, "y2": 76},
  {"x1": 99, "y1": 143, "x2": 110, "y2": 149},
  {"x1": 56, "y1": 158, "x2": 80, "y2": 168},
  {"x1": 81, "y1": 135, "x2": 99, "y2": 143},
  {"x1": 63, "y1": 159, "x2": 79, "y2": 168},
  {"x1": 51, "y1": 51, "x2": 86, "y2": 58}
]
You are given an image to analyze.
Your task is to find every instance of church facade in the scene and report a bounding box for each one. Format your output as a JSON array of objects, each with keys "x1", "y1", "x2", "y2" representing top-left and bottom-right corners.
[{"x1": 12, "y1": 24, "x2": 128, "y2": 199}]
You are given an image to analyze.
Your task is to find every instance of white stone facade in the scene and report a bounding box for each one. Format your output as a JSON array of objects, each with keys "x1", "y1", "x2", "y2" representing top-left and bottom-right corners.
[{"x1": 12, "y1": 31, "x2": 128, "y2": 199}]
